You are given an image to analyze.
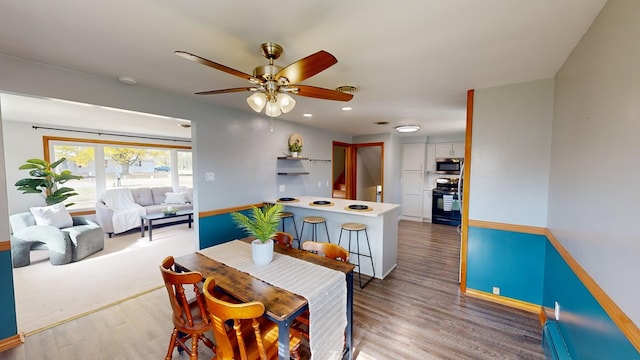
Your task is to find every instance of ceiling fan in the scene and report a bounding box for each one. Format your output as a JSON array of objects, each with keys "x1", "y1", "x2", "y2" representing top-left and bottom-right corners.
[{"x1": 175, "y1": 42, "x2": 353, "y2": 117}]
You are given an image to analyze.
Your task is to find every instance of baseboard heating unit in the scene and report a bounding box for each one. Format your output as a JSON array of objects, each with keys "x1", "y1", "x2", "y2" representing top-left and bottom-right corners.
[{"x1": 542, "y1": 320, "x2": 572, "y2": 360}]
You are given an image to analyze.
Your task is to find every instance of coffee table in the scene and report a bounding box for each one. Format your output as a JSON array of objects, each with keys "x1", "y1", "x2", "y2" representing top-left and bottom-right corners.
[{"x1": 140, "y1": 210, "x2": 193, "y2": 241}]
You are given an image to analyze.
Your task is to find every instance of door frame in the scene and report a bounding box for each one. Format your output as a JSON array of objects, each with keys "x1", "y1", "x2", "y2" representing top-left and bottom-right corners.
[{"x1": 332, "y1": 141, "x2": 384, "y2": 201}]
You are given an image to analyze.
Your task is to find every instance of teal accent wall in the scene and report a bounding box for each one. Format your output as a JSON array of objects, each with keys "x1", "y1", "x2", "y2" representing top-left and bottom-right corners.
[
  {"x1": 467, "y1": 227, "x2": 545, "y2": 304},
  {"x1": 0, "y1": 249, "x2": 17, "y2": 339},
  {"x1": 543, "y1": 242, "x2": 638, "y2": 359},
  {"x1": 467, "y1": 226, "x2": 639, "y2": 358},
  {"x1": 198, "y1": 209, "x2": 252, "y2": 249}
]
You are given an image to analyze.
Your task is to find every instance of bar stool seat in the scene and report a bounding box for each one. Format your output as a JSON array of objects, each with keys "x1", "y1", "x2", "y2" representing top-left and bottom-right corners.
[
  {"x1": 300, "y1": 216, "x2": 330, "y2": 248},
  {"x1": 338, "y1": 222, "x2": 375, "y2": 289},
  {"x1": 280, "y1": 211, "x2": 299, "y2": 248}
]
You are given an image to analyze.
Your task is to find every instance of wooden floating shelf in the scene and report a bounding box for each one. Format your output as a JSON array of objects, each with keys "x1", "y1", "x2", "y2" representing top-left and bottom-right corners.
[
  {"x1": 277, "y1": 157, "x2": 309, "y2": 160},
  {"x1": 277, "y1": 172, "x2": 310, "y2": 175}
]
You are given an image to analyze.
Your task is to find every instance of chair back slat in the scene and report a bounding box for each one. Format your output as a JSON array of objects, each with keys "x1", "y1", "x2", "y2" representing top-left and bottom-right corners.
[{"x1": 204, "y1": 277, "x2": 270, "y2": 360}]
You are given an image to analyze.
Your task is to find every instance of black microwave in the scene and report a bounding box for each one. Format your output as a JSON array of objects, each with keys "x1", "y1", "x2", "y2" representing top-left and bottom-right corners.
[{"x1": 436, "y1": 158, "x2": 463, "y2": 174}]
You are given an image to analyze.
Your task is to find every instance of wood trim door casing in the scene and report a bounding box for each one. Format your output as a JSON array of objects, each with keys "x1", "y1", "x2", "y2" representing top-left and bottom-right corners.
[{"x1": 459, "y1": 89, "x2": 474, "y2": 292}]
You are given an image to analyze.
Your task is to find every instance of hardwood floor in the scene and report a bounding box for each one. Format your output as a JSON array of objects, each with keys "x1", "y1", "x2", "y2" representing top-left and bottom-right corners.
[
  {"x1": 352, "y1": 221, "x2": 543, "y2": 359},
  {"x1": 0, "y1": 220, "x2": 543, "y2": 360}
]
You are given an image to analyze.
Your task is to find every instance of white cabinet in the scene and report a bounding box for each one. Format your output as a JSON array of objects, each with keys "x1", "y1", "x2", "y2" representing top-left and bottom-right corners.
[
  {"x1": 434, "y1": 142, "x2": 465, "y2": 158},
  {"x1": 422, "y1": 190, "x2": 432, "y2": 221},
  {"x1": 425, "y1": 144, "x2": 436, "y2": 172},
  {"x1": 402, "y1": 170, "x2": 423, "y2": 218},
  {"x1": 402, "y1": 143, "x2": 425, "y2": 171},
  {"x1": 401, "y1": 143, "x2": 426, "y2": 219}
]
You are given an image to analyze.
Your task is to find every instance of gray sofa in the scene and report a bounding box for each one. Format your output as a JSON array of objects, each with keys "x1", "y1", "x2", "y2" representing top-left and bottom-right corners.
[
  {"x1": 9, "y1": 212, "x2": 104, "y2": 268},
  {"x1": 95, "y1": 186, "x2": 193, "y2": 236}
]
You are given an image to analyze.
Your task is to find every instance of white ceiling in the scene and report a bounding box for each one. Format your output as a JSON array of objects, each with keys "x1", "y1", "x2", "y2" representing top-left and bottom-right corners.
[{"x1": 0, "y1": 0, "x2": 607, "y2": 138}]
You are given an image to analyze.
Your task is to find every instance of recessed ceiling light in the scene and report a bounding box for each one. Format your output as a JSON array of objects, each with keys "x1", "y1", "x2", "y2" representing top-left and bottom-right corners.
[
  {"x1": 303, "y1": 113, "x2": 313, "y2": 117},
  {"x1": 395, "y1": 125, "x2": 420, "y2": 133},
  {"x1": 342, "y1": 107, "x2": 352, "y2": 111},
  {"x1": 117, "y1": 75, "x2": 137, "y2": 85}
]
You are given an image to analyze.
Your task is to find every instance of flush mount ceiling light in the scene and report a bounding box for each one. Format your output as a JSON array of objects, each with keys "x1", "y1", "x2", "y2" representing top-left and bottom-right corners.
[
  {"x1": 395, "y1": 125, "x2": 420, "y2": 133},
  {"x1": 117, "y1": 75, "x2": 137, "y2": 85}
]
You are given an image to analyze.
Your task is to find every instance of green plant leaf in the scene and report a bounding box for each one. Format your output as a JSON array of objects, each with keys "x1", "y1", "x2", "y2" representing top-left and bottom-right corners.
[{"x1": 230, "y1": 204, "x2": 283, "y2": 243}]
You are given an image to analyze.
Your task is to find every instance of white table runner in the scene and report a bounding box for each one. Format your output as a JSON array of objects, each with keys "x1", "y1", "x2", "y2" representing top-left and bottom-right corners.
[{"x1": 198, "y1": 240, "x2": 347, "y2": 360}]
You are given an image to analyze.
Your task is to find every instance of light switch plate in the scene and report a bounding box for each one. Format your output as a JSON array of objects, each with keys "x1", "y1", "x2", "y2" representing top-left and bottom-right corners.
[{"x1": 205, "y1": 172, "x2": 215, "y2": 182}]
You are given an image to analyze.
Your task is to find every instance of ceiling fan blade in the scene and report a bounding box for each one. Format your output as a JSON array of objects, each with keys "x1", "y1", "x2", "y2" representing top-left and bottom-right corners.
[
  {"x1": 175, "y1": 51, "x2": 256, "y2": 82},
  {"x1": 294, "y1": 85, "x2": 353, "y2": 101},
  {"x1": 195, "y1": 87, "x2": 254, "y2": 95},
  {"x1": 276, "y1": 50, "x2": 338, "y2": 84}
]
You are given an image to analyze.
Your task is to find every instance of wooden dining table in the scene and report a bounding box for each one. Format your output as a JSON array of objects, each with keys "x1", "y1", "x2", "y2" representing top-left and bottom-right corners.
[{"x1": 174, "y1": 237, "x2": 355, "y2": 360}]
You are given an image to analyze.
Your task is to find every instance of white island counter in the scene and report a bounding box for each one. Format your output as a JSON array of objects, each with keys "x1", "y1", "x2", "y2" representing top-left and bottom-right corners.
[{"x1": 272, "y1": 196, "x2": 401, "y2": 280}]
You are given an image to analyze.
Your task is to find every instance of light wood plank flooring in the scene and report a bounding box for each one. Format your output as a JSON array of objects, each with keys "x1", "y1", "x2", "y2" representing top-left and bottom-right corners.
[{"x1": 0, "y1": 221, "x2": 543, "y2": 359}]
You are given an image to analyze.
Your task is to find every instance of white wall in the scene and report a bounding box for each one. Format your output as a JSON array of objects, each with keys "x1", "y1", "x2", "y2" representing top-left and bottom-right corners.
[
  {"x1": 548, "y1": 0, "x2": 640, "y2": 325},
  {"x1": 470, "y1": 79, "x2": 554, "y2": 227}
]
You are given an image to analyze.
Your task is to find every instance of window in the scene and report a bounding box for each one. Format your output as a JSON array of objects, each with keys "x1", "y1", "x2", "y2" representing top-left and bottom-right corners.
[
  {"x1": 53, "y1": 144, "x2": 96, "y2": 210},
  {"x1": 46, "y1": 137, "x2": 191, "y2": 211},
  {"x1": 177, "y1": 150, "x2": 193, "y2": 189},
  {"x1": 104, "y1": 146, "x2": 171, "y2": 189}
]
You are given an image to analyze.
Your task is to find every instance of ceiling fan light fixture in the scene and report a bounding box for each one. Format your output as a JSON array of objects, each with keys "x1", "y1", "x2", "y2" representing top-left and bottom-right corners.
[
  {"x1": 247, "y1": 92, "x2": 267, "y2": 112},
  {"x1": 395, "y1": 125, "x2": 420, "y2": 133},
  {"x1": 265, "y1": 100, "x2": 282, "y2": 117},
  {"x1": 278, "y1": 93, "x2": 296, "y2": 113}
]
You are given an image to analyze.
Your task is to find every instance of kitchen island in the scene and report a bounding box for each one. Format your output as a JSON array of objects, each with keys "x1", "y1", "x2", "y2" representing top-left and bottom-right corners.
[{"x1": 273, "y1": 196, "x2": 401, "y2": 279}]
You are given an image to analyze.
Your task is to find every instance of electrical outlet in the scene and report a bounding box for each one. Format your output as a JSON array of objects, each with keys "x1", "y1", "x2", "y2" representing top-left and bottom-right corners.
[
  {"x1": 318, "y1": 181, "x2": 322, "y2": 187},
  {"x1": 326, "y1": 181, "x2": 330, "y2": 187},
  {"x1": 554, "y1": 301, "x2": 560, "y2": 320},
  {"x1": 492, "y1": 287, "x2": 500, "y2": 295},
  {"x1": 279, "y1": 185, "x2": 285, "y2": 192}
]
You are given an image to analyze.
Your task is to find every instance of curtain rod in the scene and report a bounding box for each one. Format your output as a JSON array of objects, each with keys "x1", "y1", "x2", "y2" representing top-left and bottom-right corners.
[{"x1": 32, "y1": 125, "x2": 191, "y2": 143}]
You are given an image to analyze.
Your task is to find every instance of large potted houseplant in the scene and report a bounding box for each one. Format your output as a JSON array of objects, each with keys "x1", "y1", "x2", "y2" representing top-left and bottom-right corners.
[
  {"x1": 231, "y1": 203, "x2": 283, "y2": 265},
  {"x1": 15, "y1": 158, "x2": 83, "y2": 206}
]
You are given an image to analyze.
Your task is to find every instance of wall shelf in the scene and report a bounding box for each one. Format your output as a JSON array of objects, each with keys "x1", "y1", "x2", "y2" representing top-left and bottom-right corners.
[
  {"x1": 277, "y1": 171, "x2": 310, "y2": 175},
  {"x1": 277, "y1": 156, "x2": 309, "y2": 160},
  {"x1": 277, "y1": 156, "x2": 309, "y2": 175}
]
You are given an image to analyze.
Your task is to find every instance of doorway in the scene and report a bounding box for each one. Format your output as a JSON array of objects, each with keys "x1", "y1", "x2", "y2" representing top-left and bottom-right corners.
[{"x1": 332, "y1": 141, "x2": 384, "y2": 202}]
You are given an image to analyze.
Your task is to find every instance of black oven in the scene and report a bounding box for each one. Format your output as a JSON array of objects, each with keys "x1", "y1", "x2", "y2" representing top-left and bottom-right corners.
[
  {"x1": 431, "y1": 178, "x2": 461, "y2": 226},
  {"x1": 436, "y1": 158, "x2": 463, "y2": 175}
]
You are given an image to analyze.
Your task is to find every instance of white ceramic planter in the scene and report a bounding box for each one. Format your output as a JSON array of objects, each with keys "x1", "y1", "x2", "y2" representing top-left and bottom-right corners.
[{"x1": 251, "y1": 239, "x2": 274, "y2": 265}]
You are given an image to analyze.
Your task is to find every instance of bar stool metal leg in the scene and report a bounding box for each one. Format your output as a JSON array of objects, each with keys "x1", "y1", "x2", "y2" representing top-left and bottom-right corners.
[{"x1": 338, "y1": 223, "x2": 375, "y2": 289}]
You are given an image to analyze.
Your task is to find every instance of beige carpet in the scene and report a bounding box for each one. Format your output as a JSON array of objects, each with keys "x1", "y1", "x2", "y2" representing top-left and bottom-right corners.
[{"x1": 11, "y1": 224, "x2": 196, "y2": 335}]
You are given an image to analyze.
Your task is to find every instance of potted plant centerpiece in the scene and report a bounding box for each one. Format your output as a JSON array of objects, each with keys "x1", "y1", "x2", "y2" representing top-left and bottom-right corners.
[
  {"x1": 231, "y1": 203, "x2": 283, "y2": 265},
  {"x1": 288, "y1": 142, "x2": 302, "y2": 157}
]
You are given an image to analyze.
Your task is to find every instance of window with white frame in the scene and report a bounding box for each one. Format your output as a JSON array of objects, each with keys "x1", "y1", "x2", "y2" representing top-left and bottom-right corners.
[{"x1": 47, "y1": 137, "x2": 192, "y2": 211}]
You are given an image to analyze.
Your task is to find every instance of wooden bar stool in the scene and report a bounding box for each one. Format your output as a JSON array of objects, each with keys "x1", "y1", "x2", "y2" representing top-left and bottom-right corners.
[
  {"x1": 338, "y1": 222, "x2": 375, "y2": 288},
  {"x1": 299, "y1": 216, "x2": 330, "y2": 248},
  {"x1": 280, "y1": 211, "x2": 300, "y2": 248}
]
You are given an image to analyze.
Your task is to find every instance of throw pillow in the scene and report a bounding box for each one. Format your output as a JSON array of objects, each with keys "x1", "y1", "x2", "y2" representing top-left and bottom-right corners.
[
  {"x1": 164, "y1": 192, "x2": 187, "y2": 204},
  {"x1": 30, "y1": 203, "x2": 73, "y2": 228}
]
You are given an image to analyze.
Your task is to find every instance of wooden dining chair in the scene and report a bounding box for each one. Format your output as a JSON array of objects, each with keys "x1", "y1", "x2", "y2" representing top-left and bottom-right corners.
[
  {"x1": 202, "y1": 277, "x2": 303, "y2": 360},
  {"x1": 160, "y1": 256, "x2": 215, "y2": 360},
  {"x1": 272, "y1": 231, "x2": 294, "y2": 248},
  {"x1": 301, "y1": 241, "x2": 349, "y2": 262}
]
